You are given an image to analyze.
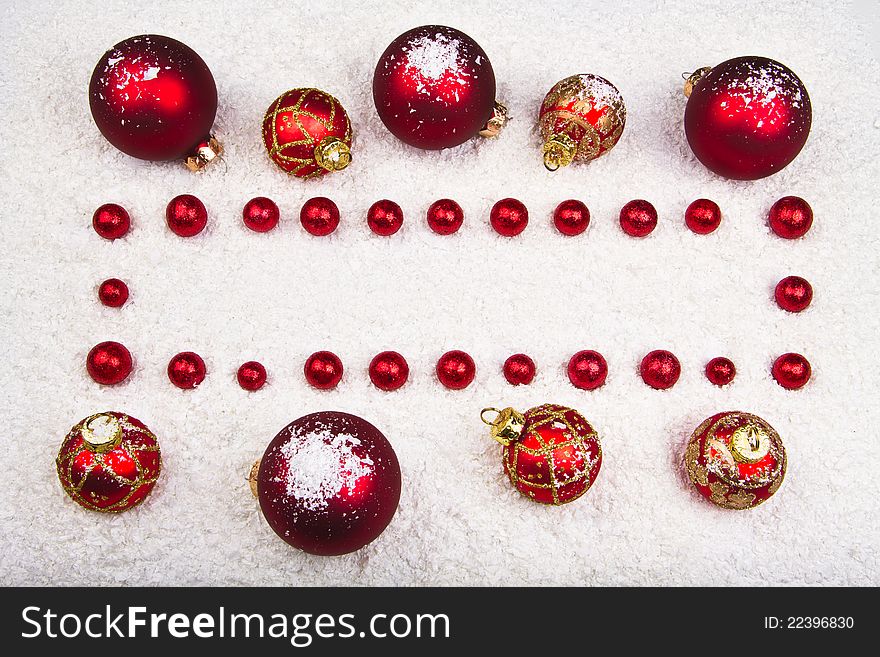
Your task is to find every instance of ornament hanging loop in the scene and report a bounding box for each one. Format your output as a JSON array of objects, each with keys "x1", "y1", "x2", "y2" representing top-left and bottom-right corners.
[
  {"x1": 481, "y1": 407, "x2": 525, "y2": 446},
  {"x1": 542, "y1": 134, "x2": 576, "y2": 171},
  {"x1": 314, "y1": 136, "x2": 352, "y2": 172},
  {"x1": 81, "y1": 413, "x2": 124, "y2": 453},
  {"x1": 683, "y1": 67, "x2": 713, "y2": 97},
  {"x1": 478, "y1": 101, "x2": 510, "y2": 138}
]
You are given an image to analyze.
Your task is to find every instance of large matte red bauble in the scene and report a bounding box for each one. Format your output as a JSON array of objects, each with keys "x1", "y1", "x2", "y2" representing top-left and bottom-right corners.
[
  {"x1": 305, "y1": 351, "x2": 344, "y2": 389},
  {"x1": 92, "y1": 203, "x2": 131, "y2": 239},
  {"x1": 98, "y1": 278, "x2": 129, "y2": 307},
  {"x1": 772, "y1": 353, "x2": 811, "y2": 390},
  {"x1": 89, "y1": 35, "x2": 219, "y2": 166},
  {"x1": 167, "y1": 351, "x2": 206, "y2": 389},
  {"x1": 619, "y1": 199, "x2": 657, "y2": 237},
  {"x1": 553, "y1": 200, "x2": 590, "y2": 236},
  {"x1": 373, "y1": 25, "x2": 498, "y2": 150},
  {"x1": 367, "y1": 200, "x2": 404, "y2": 236},
  {"x1": 685, "y1": 198, "x2": 721, "y2": 234},
  {"x1": 490, "y1": 198, "x2": 528, "y2": 237},
  {"x1": 87, "y1": 341, "x2": 133, "y2": 385},
  {"x1": 568, "y1": 350, "x2": 608, "y2": 390},
  {"x1": 426, "y1": 199, "x2": 464, "y2": 235},
  {"x1": 437, "y1": 350, "x2": 475, "y2": 389},
  {"x1": 166, "y1": 194, "x2": 207, "y2": 237},
  {"x1": 769, "y1": 196, "x2": 812, "y2": 239},
  {"x1": 57, "y1": 412, "x2": 161, "y2": 513},
  {"x1": 705, "y1": 357, "x2": 736, "y2": 386},
  {"x1": 369, "y1": 351, "x2": 409, "y2": 391},
  {"x1": 684, "y1": 56, "x2": 811, "y2": 180},
  {"x1": 242, "y1": 197, "x2": 279, "y2": 233},
  {"x1": 252, "y1": 411, "x2": 401, "y2": 555},
  {"x1": 301, "y1": 197, "x2": 340, "y2": 236},
  {"x1": 237, "y1": 361, "x2": 267, "y2": 391},
  {"x1": 503, "y1": 354, "x2": 536, "y2": 386},
  {"x1": 640, "y1": 350, "x2": 681, "y2": 389},
  {"x1": 775, "y1": 275, "x2": 813, "y2": 312}
]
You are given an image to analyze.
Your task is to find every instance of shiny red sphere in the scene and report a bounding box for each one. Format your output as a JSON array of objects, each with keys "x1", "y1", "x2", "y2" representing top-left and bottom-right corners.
[
  {"x1": 553, "y1": 200, "x2": 590, "y2": 236},
  {"x1": 567, "y1": 350, "x2": 608, "y2": 390},
  {"x1": 237, "y1": 361, "x2": 267, "y2": 391},
  {"x1": 87, "y1": 341, "x2": 133, "y2": 385},
  {"x1": 775, "y1": 275, "x2": 813, "y2": 312},
  {"x1": 92, "y1": 203, "x2": 131, "y2": 240},
  {"x1": 301, "y1": 197, "x2": 340, "y2": 236},
  {"x1": 772, "y1": 353, "x2": 811, "y2": 390},
  {"x1": 367, "y1": 200, "x2": 404, "y2": 236},
  {"x1": 490, "y1": 198, "x2": 528, "y2": 237},
  {"x1": 436, "y1": 350, "x2": 475, "y2": 389},
  {"x1": 242, "y1": 197, "x2": 279, "y2": 233},
  {"x1": 705, "y1": 357, "x2": 736, "y2": 386},
  {"x1": 503, "y1": 353, "x2": 535, "y2": 385},
  {"x1": 98, "y1": 278, "x2": 129, "y2": 307},
  {"x1": 305, "y1": 351, "x2": 344, "y2": 389},
  {"x1": 89, "y1": 35, "x2": 218, "y2": 161},
  {"x1": 426, "y1": 199, "x2": 464, "y2": 235},
  {"x1": 685, "y1": 198, "x2": 721, "y2": 234},
  {"x1": 369, "y1": 351, "x2": 409, "y2": 391},
  {"x1": 255, "y1": 411, "x2": 401, "y2": 555},
  {"x1": 684, "y1": 56, "x2": 811, "y2": 180},
  {"x1": 640, "y1": 350, "x2": 681, "y2": 389},
  {"x1": 619, "y1": 199, "x2": 657, "y2": 237},
  {"x1": 373, "y1": 25, "x2": 497, "y2": 150},
  {"x1": 166, "y1": 194, "x2": 207, "y2": 237},
  {"x1": 167, "y1": 351, "x2": 206, "y2": 389},
  {"x1": 769, "y1": 196, "x2": 813, "y2": 239}
]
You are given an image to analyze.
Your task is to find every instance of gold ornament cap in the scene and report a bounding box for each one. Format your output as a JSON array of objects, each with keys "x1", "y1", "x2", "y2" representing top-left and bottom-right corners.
[
  {"x1": 730, "y1": 425, "x2": 771, "y2": 463},
  {"x1": 478, "y1": 101, "x2": 510, "y2": 138},
  {"x1": 314, "y1": 136, "x2": 352, "y2": 172},
  {"x1": 542, "y1": 133, "x2": 577, "y2": 171},
  {"x1": 80, "y1": 413, "x2": 123, "y2": 453},
  {"x1": 481, "y1": 407, "x2": 525, "y2": 446},
  {"x1": 683, "y1": 67, "x2": 713, "y2": 97},
  {"x1": 185, "y1": 135, "x2": 222, "y2": 171},
  {"x1": 248, "y1": 460, "x2": 261, "y2": 499}
]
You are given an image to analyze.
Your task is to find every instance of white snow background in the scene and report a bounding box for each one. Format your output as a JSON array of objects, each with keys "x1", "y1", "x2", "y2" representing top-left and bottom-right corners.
[{"x1": 1, "y1": 0, "x2": 878, "y2": 585}]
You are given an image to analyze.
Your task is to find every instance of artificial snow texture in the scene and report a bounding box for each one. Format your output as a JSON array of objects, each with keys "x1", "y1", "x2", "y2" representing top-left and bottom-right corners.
[{"x1": 1, "y1": 0, "x2": 878, "y2": 586}]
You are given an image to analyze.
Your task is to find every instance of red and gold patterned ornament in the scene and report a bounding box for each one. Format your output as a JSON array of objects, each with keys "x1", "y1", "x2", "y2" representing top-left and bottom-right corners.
[
  {"x1": 539, "y1": 74, "x2": 626, "y2": 171},
  {"x1": 56, "y1": 412, "x2": 161, "y2": 512},
  {"x1": 481, "y1": 404, "x2": 602, "y2": 505},
  {"x1": 685, "y1": 411, "x2": 786, "y2": 510},
  {"x1": 263, "y1": 88, "x2": 352, "y2": 179}
]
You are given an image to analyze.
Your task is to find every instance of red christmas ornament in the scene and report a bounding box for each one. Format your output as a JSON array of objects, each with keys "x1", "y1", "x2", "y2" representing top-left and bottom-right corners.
[
  {"x1": 372, "y1": 25, "x2": 507, "y2": 150},
  {"x1": 87, "y1": 341, "x2": 132, "y2": 386},
  {"x1": 539, "y1": 74, "x2": 626, "y2": 171},
  {"x1": 301, "y1": 197, "x2": 340, "y2": 236},
  {"x1": 167, "y1": 351, "x2": 206, "y2": 389},
  {"x1": 369, "y1": 351, "x2": 409, "y2": 391},
  {"x1": 436, "y1": 350, "x2": 475, "y2": 390},
  {"x1": 98, "y1": 278, "x2": 129, "y2": 307},
  {"x1": 769, "y1": 196, "x2": 813, "y2": 239},
  {"x1": 553, "y1": 200, "x2": 590, "y2": 236},
  {"x1": 685, "y1": 411, "x2": 786, "y2": 509},
  {"x1": 92, "y1": 203, "x2": 131, "y2": 240},
  {"x1": 250, "y1": 411, "x2": 401, "y2": 555},
  {"x1": 490, "y1": 198, "x2": 528, "y2": 237},
  {"x1": 166, "y1": 194, "x2": 207, "y2": 237},
  {"x1": 367, "y1": 200, "x2": 404, "y2": 236},
  {"x1": 56, "y1": 412, "x2": 161, "y2": 513},
  {"x1": 503, "y1": 354, "x2": 536, "y2": 386},
  {"x1": 242, "y1": 197, "x2": 279, "y2": 233},
  {"x1": 775, "y1": 275, "x2": 813, "y2": 312},
  {"x1": 685, "y1": 198, "x2": 722, "y2": 234},
  {"x1": 772, "y1": 353, "x2": 811, "y2": 390},
  {"x1": 705, "y1": 357, "x2": 736, "y2": 386},
  {"x1": 263, "y1": 88, "x2": 352, "y2": 179},
  {"x1": 237, "y1": 361, "x2": 267, "y2": 391},
  {"x1": 305, "y1": 351, "x2": 344, "y2": 389},
  {"x1": 568, "y1": 350, "x2": 608, "y2": 390},
  {"x1": 619, "y1": 199, "x2": 657, "y2": 237},
  {"x1": 683, "y1": 56, "x2": 811, "y2": 180},
  {"x1": 640, "y1": 350, "x2": 681, "y2": 389},
  {"x1": 426, "y1": 199, "x2": 464, "y2": 235},
  {"x1": 482, "y1": 404, "x2": 602, "y2": 505},
  {"x1": 89, "y1": 35, "x2": 220, "y2": 169}
]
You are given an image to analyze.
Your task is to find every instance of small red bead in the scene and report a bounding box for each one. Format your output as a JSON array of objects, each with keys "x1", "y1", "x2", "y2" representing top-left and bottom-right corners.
[
  {"x1": 237, "y1": 361, "x2": 267, "y2": 391},
  {"x1": 775, "y1": 275, "x2": 813, "y2": 312},
  {"x1": 167, "y1": 351, "x2": 206, "y2": 389},
  {"x1": 166, "y1": 194, "x2": 207, "y2": 237},
  {"x1": 769, "y1": 196, "x2": 812, "y2": 239},
  {"x1": 705, "y1": 357, "x2": 736, "y2": 386},
  {"x1": 685, "y1": 198, "x2": 721, "y2": 234},
  {"x1": 620, "y1": 200, "x2": 657, "y2": 237},
  {"x1": 490, "y1": 198, "x2": 528, "y2": 237},
  {"x1": 567, "y1": 350, "x2": 608, "y2": 390},
  {"x1": 503, "y1": 354, "x2": 536, "y2": 385},
  {"x1": 772, "y1": 353, "x2": 811, "y2": 390},
  {"x1": 87, "y1": 341, "x2": 132, "y2": 385},
  {"x1": 301, "y1": 197, "x2": 340, "y2": 236},
  {"x1": 304, "y1": 351, "x2": 344, "y2": 389},
  {"x1": 98, "y1": 278, "x2": 129, "y2": 307},
  {"x1": 553, "y1": 200, "x2": 590, "y2": 236},
  {"x1": 367, "y1": 200, "x2": 403, "y2": 236},
  {"x1": 92, "y1": 203, "x2": 131, "y2": 240},
  {"x1": 242, "y1": 197, "x2": 280, "y2": 233},
  {"x1": 369, "y1": 351, "x2": 409, "y2": 391},
  {"x1": 436, "y1": 350, "x2": 475, "y2": 389},
  {"x1": 426, "y1": 199, "x2": 464, "y2": 235},
  {"x1": 640, "y1": 350, "x2": 681, "y2": 389}
]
